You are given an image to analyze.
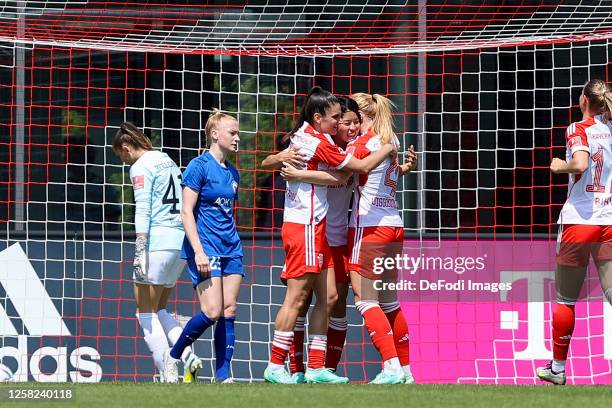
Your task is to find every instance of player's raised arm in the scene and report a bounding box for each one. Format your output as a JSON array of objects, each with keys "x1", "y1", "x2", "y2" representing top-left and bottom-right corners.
[
  {"x1": 398, "y1": 144, "x2": 418, "y2": 176},
  {"x1": 260, "y1": 146, "x2": 306, "y2": 170},
  {"x1": 309, "y1": 125, "x2": 395, "y2": 176},
  {"x1": 341, "y1": 143, "x2": 395, "y2": 174},
  {"x1": 280, "y1": 162, "x2": 350, "y2": 186},
  {"x1": 550, "y1": 153, "x2": 589, "y2": 174}
]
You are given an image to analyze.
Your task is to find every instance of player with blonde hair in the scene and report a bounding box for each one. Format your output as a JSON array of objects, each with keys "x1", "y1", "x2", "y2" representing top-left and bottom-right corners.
[
  {"x1": 262, "y1": 87, "x2": 396, "y2": 384},
  {"x1": 346, "y1": 92, "x2": 416, "y2": 384},
  {"x1": 162, "y1": 111, "x2": 242, "y2": 383},
  {"x1": 537, "y1": 79, "x2": 612, "y2": 385},
  {"x1": 277, "y1": 96, "x2": 362, "y2": 381},
  {"x1": 279, "y1": 94, "x2": 417, "y2": 382}
]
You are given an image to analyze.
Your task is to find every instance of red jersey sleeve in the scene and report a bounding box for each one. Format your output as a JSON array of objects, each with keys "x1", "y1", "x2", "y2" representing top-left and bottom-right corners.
[
  {"x1": 349, "y1": 142, "x2": 370, "y2": 160},
  {"x1": 565, "y1": 122, "x2": 590, "y2": 156},
  {"x1": 314, "y1": 139, "x2": 353, "y2": 169}
]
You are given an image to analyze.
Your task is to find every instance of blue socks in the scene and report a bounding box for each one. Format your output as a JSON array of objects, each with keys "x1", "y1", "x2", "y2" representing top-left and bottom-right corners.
[
  {"x1": 168, "y1": 312, "x2": 236, "y2": 380},
  {"x1": 169, "y1": 311, "x2": 214, "y2": 360},
  {"x1": 214, "y1": 316, "x2": 236, "y2": 381}
]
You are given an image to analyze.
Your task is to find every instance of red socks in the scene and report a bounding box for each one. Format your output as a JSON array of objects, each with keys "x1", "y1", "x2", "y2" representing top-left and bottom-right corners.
[
  {"x1": 307, "y1": 335, "x2": 327, "y2": 369},
  {"x1": 356, "y1": 301, "x2": 397, "y2": 361},
  {"x1": 270, "y1": 330, "x2": 294, "y2": 365},
  {"x1": 552, "y1": 303, "x2": 575, "y2": 361},
  {"x1": 381, "y1": 302, "x2": 410, "y2": 366},
  {"x1": 325, "y1": 317, "x2": 348, "y2": 370},
  {"x1": 289, "y1": 317, "x2": 305, "y2": 374}
]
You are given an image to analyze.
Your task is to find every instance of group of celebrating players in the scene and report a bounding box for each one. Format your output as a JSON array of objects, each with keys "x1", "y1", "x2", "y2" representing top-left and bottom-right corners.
[{"x1": 113, "y1": 79, "x2": 611, "y2": 385}]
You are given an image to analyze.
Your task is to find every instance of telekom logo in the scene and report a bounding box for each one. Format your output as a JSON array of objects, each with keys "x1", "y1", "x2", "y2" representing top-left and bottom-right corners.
[{"x1": 499, "y1": 271, "x2": 612, "y2": 360}]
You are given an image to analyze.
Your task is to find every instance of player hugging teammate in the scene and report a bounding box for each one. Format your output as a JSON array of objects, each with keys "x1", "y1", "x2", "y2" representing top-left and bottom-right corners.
[
  {"x1": 262, "y1": 87, "x2": 417, "y2": 384},
  {"x1": 116, "y1": 87, "x2": 419, "y2": 384}
]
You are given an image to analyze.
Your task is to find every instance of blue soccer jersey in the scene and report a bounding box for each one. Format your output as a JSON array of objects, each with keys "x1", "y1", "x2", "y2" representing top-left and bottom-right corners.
[{"x1": 180, "y1": 151, "x2": 242, "y2": 259}]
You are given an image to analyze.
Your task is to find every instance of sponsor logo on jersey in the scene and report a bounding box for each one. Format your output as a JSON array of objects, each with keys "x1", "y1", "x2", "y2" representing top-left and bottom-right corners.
[
  {"x1": 132, "y1": 175, "x2": 145, "y2": 190},
  {"x1": 567, "y1": 135, "x2": 584, "y2": 149},
  {"x1": 286, "y1": 188, "x2": 297, "y2": 202},
  {"x1": 590, "y1": 133, "x2": 611, "y2": 140},
  {"x1": 292, "y1": 135, "x2": 315, "y2": 146},
  {"x1": 214, "y1": 197, "x2": 233, "y2": 207}
]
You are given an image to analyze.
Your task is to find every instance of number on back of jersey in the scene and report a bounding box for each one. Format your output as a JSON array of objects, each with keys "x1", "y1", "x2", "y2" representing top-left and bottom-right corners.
[{"x1": 162, "y1": 173, "x2": 182, "y2": 214}]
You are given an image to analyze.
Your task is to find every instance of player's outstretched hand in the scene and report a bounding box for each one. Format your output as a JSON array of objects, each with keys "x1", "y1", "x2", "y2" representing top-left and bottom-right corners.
[
  {"x1": 195, "y1": 251, "x2": 211, "y2": 277},
  {"x1": 404, "y1": 144, "x2": 418, "y2": 171},
  {"x1": 550, "y1": 157, "x2": 566, "y2": 173},
  {"x1": 280, "y1": 162, "x2": 303, "y2": 181},
  {"x1": 280, "y1": 146, "x2": 307, "y2": 169}
]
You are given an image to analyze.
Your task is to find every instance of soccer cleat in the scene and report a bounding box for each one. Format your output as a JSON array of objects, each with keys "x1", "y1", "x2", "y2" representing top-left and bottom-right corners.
[
  {"x1": 211, "y1": 376, "x2": 235, "y2": 384},
  {"x1": 304, "y1": 368, "x2": 349, "y2": 384},
  {"x1": 263, "y1": 367, "x2": 294, "y2": 384},
  {"x1": 369, "y1": 369, "x2": 406, "y2": 384},
  {"x1": 183, "y1": 353, "x2": 202, "y2": 384},
  {"x1": 291, "y1": 372, "x2": 305, "y2": 384},
  {"x1": 163, "y1": 349, "x2": 180, "y2": 384},
  {"x1": 536, "y1": 363, "x2": 566, "y2": 385},
  {"x1": 403, "y1": 374, "x2": 415, "y2": 384}
]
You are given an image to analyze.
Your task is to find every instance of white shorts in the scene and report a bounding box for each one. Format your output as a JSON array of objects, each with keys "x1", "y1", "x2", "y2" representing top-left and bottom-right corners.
[{"x1": 133, "y1": 250, "x2": 186, "y2": 288}]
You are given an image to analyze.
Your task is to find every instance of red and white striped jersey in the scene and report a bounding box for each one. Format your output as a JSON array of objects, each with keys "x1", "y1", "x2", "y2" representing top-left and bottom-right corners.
[
  {"x1": 558, "y1": 115, "x2": 612, "y2": 225},
  {"x1": 325, "y1": 178, "x2": 353, "y2": 247},
  {"x1": 284, "y1": 122, "x2": 353, "y2": 225},
  {"x1": 348, "y1": 129, "x2": 403, "y2": 228}
]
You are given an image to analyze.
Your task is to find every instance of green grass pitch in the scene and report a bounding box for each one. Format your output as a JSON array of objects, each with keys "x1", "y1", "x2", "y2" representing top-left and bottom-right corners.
[{"x1": 1, "y1": 383, "x2": 611, "y2": 408}]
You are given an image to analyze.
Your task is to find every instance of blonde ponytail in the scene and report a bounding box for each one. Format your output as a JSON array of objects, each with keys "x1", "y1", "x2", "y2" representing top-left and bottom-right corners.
[
  {"x1": 602, "y1": 90, "x2": 612, "y2": 122},
  {"x1": 583, "y1": 79, "x2": 612, "y2": 121},
  {"x1": 351, "y1": 92, "x2": 398, "y2": 146}
]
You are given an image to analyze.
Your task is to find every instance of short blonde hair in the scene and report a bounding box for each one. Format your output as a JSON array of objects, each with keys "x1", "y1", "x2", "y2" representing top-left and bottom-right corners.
[{"x1": 205, "y1": 110, "x2": 237, "y2": 144}]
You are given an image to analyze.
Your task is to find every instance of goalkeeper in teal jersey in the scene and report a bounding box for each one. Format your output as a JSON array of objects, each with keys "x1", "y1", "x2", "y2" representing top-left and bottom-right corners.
[
  {"x1": 112, "y1": 122, "x2": 202, "y2": 383},
  {"x1": 162, "y1": 111, "x2": 243, "y2": 384}
]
